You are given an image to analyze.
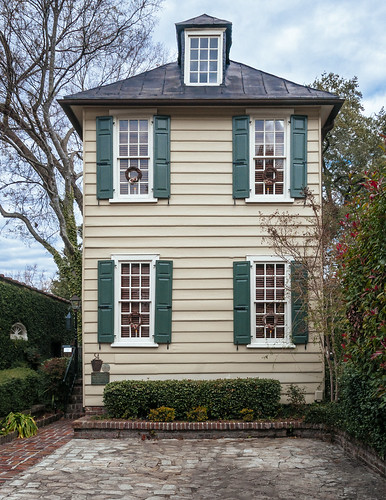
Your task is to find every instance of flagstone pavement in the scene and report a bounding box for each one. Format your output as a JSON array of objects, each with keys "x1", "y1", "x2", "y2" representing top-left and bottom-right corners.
[{"x1": 0, "y1": 420, "x2": 385, "y2": 499}]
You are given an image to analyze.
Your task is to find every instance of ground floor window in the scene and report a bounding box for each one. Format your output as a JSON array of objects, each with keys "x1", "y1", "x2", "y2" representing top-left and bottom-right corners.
[
  {"x1": 112, "y1": 254, "x2": 158, "y2": 346},
  {"x1": 247, "y1": 256, "x2": 293, "y2": 347}
]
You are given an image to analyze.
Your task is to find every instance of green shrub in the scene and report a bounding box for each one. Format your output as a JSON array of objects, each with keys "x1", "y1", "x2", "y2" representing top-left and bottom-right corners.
[
  {"x1": 240, "y1": 408, "x2": 254, "y2": 421},
  {"x1": 186, "y1": 406, "x2": 208, "y2": 422},
  {"x1": 0, "y1": 368, "x2": 43, "y2": 418},
  {"x1": 148, "y1": 406, "x2": 175, "y2": 422},
  {"x1": 40, "y1": 358, "x2": 68, "y2": 410},
  {"x1": 103, "y1": 378, "x2": 281, "y2": 420},
  {"x1": 338, "y1": 365, "x2": 386, "y2": 459},
  {"x1": 304, "y1": 402, "x2": 342, "y2": 428}
]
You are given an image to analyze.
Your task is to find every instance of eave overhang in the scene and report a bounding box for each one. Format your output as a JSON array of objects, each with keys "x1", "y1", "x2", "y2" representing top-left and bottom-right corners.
[{"x1": 58, "y1": 97, "x2": 344, "y2": 141}]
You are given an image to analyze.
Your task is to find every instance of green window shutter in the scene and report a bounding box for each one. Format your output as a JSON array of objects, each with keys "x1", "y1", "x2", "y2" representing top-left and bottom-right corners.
[
  {"x1": 96, "y1": 116, "x2": 113, "y2": 199},
  {"x1": 154, "y1": 260, "x2": 173, "y2": 343},
  {"x1": 291, "y1": 261, "x2": 309, "y2": 345},
  {"x1": 232, "y1": 116, "x2": 250, "y2": 199},
  {"x1": 290, "y1": 115, "x2": 308, "y2": 198},
  {"x1": 233, "y1": 261, "x2": 251, "y2": 345},
  {"x1": 98, "y1": 260, "x2": 115, "y2": 343},
  {"x1": 153, "y1": 116, "x2": 171, "y2": 198}
]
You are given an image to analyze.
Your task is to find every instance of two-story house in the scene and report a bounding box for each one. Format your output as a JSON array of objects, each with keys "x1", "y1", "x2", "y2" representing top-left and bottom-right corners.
[{"x1": 60, "y1": 14, "x2": 343, "y2": 412}]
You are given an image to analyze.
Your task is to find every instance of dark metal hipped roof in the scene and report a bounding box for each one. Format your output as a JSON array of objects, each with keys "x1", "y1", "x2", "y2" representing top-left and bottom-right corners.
[
  {"x1": 61, "y1": 60, "x2": 340, "y2": 102},
  {"x1": 59, "y1": 61, "x2": 343, "y2": 139}
]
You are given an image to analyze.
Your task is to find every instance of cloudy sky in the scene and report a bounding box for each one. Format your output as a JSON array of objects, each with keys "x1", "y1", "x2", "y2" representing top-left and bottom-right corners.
[{"x1": 0, "y1": 0, "x2": 385, "y2": 281}]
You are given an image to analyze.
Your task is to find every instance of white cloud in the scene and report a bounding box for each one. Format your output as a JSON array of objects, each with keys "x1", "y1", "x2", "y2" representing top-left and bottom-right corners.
[{"x1": 0, "y1": 235, "x2": 57, "y2": 276}]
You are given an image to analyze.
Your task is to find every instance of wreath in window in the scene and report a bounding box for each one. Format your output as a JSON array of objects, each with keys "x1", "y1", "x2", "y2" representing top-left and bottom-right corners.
[
  {"x1": 125, "y1": 166, "x2": 142, "y2": 184},
  {"x1": 262, "y1": 166, "x2": 278, "y2": 185},
  {"x1": 262, "y1": 313, "x2": 279, "y2": 332},
  {"x1": 127, "y1": 312, "x2": 142, "y2": 332}
]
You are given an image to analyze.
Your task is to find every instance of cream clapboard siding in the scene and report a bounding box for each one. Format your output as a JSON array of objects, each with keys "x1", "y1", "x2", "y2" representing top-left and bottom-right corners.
[{"x1": 82, "y1": 106, "x2": 323, "y2": 406}]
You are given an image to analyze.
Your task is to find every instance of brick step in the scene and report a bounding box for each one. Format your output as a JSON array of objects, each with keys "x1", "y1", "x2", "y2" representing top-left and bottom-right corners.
[
  {"x1": 71, "y1": 386, "x2": 83, "y2": 395},
  {"x1": 64, "y1": 412, "x2": 85, "y2": 420},
  {"x1": 69, "y1": 394, "x2": 83, "y2": 403},
  {"x1": 66, "y1": 403, "x2": 84, "y2": 411}
]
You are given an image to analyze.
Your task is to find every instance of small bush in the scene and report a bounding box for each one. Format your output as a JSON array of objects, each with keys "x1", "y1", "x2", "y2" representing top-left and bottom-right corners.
[
  {"x1": 2, "y1": 412, "x2": 38, "y2": 439},
  {"x1": 240, "y1": 408, "x2": 254, "y2": 421},
  {"x1": 103, "y1": 378, "x2": 281, "y2": 420},
  {"x1": 304, "y1": 403, "x2": 341, "y2": 428},
  {"x1": 186, "y1": 406, "x2": 208, "y2": 422},
  {"x1": 148, "y1": 406, "x2": 175, "y2": 422},
  {"x1": 285, "y1": 384, "x2": 306, "y2": 417},
  {"x1": 40, "y1": 357, "x2": 68, "y2": 410},
  {"x1": 0, "y1": 368, "x2": 43, "y2": 418}
]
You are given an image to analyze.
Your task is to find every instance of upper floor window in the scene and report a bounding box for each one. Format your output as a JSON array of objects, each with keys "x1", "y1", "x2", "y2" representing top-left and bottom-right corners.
[
  {"x1": 184, "y1": 29, "x2": 224, "y2": 85},
  {"x1": 250, "y1": 116, "x2": 290, "y2": 201},
  {"x1": 117, "y1": 118, "x2": 152, "y2": 199}
]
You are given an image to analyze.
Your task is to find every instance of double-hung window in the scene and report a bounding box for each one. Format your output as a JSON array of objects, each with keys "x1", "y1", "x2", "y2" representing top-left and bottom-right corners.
[
  {"x1": 232, "y1": 114, "x2": 308, "y2": 201},
  {"x1": 113, "y1": 254, "x2": 157, "y2": 346},
  {"x1": 97, "y1": 257, "x2": 173, "y2": 346},
  {"x1": 184, "y1": 29, "x2": 225, "y2": 85},
  {"x1": 249, "y1": 257, "x2": 290, "y2": 346},
  {"x1": 96, "y1": 115, "x2": 171, "y2": 201},
  {"x1": 117, "y1": 118, "x2": 151, "y2": 199},
  {"x1": 253, "y1": 119, "x2": 286, "y2": 197},
  {"x1": 233, "y1": 257, "x2": 308, "y2": 348}
]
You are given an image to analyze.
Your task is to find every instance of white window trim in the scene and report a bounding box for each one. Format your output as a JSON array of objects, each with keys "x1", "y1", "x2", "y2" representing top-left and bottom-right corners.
[
  {"x1": 246, "y1": 255, "x2": 295, "y2": 349},
  {"x1": 111, "y1": 254, "x2": 159, "y2": 347},
  {"x1": 110, "y1": 115, "x2": 157, "y2": 203},
  {"x1": 184, "y1": 28, "x2": 225, "y2": 86},
  {"x1": 247, "y1": 113, "x2": 294, "y2": 203}
]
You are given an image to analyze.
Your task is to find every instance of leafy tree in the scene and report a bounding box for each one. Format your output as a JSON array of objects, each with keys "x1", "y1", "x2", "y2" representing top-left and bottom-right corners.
[
  {"x1": 0, "y1": 0, "x2": 165, "y2": 298},
  {"x1": 337, "y1": 160, "x2": 386, "y2": 405},
  {"x1": 311, "y1": 72, "x2": 386, "y2": 206}
]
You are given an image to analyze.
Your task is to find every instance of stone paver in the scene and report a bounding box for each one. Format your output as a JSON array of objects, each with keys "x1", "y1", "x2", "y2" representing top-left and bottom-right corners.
[
  {"x1": 0, "y1": 437, "x2": 385, "y2": 499},
  {"x1": 0, "y1": 420, "x2": 73, "y2": 485}
]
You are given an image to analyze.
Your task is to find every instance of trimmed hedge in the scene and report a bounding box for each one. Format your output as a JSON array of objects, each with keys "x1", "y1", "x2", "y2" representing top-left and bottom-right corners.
[
  {"x1": 0, "y1": 277, "x2": 71, "y2": 369},
  {"x1": 338, "y1": 365, "x2": 386, "y2": 459},
  {"x1": 103, "y1": 378, "x2": 281, "y2": 420},
  {"x1": 0, "y1": 368, "x2": 43, "y2": 418}
]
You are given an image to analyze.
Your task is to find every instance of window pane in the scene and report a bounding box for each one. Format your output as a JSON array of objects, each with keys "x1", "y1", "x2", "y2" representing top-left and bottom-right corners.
[
  {"x1": 199, "y1": 73, "x2": 208, "y2": 83},
  {"x1": 265, "y1": 120, "x2": 274, "y2": 131},
  {"x1": 209, "y1": 72, "x2": 217, "y2": 83},
  {"x1": 190, "y1": 72, "x2": 198, "y2": 83},
  {"x1": 209, "y1": 50, "x2": 218, "y2": 60},
  {"x1": 190, "y1": 38, "x2": 199, "y2": 48},
  {"x1": 275, "y1": 120, "x2": 284, "y2": 131},
  {"x1": 190, "y1": 49, "x2": 199, "y2": 60},
  {"x1": 200, "y1": 38, "x2": 208, "y2": 48},
  {"x1": 190, "y1": 61, "x2": 198, "y2": 71},
  {"x1": 210, "y1": 37, "x2": 218, "y2": 48},
  {"x1": 209, "y1": 61, "x2": 217, "y2": 71},
  {"x1": 200, "y1": 49, "x2": 208, "y2": 59},
  {"x1": 200, "y1": 61, "x2": 208, "y2": 71}
]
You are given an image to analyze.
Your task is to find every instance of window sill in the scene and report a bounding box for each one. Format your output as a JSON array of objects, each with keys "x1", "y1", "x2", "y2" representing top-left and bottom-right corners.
[
  {"x1": 245, "y1": 196, "x2": 295, "y2": 204},
  {"x1": 109, "y1": 197, "x2": 157, "y2": 203},
  {"x1": 247, "y1": 342, "x2": 295, "y2": 349},
  {"x1": 111, "y1": 341, "x2": 159, "y2": 348}
]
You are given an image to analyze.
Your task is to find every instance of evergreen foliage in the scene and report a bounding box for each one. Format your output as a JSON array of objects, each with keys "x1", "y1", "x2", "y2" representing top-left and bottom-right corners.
[
  {"x1": 0, "y1": 277, "x2": 71, "y2": 369},
  {"x1": 103, "y1": 378, "x2": 281, "y2": 420}
]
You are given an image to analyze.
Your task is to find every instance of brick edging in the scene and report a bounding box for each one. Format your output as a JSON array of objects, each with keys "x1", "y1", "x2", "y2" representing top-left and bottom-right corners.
[
  {"x1": 72, "y1": 417, "x2": 385, "y2": 478},
  {"x1": 0, "y1": 413, "x2": 63, "y2": 447}
]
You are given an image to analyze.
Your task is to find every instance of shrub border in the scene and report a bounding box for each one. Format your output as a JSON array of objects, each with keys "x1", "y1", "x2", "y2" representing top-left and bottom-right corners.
[{"x1": 72, "y1": 416, "x2": 385, "y2": 478}]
